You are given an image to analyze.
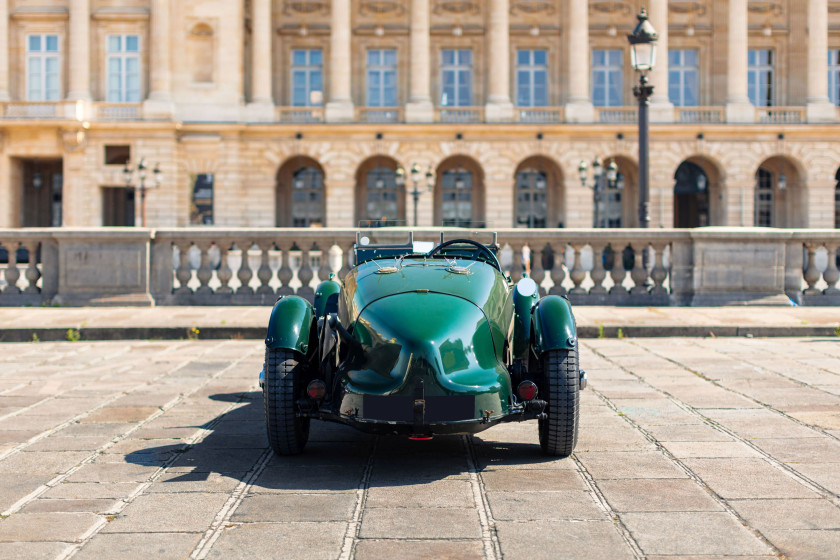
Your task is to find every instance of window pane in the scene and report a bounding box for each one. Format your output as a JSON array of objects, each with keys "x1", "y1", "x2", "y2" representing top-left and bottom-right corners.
[
  {"x1": 459, "y1": 50, "x2": 471, "y2": 65},
  {"x1": 533, "y1": 71, "x2": 547, "y2": 105},
  {"x1": 683, "y1": 70, "x2": 698, "y2": 106},
  {"x1": 126, "y1": 35, "x2": 139, "y2": 52},
  {"x1": 669, "y1": 50, "x2": 680, "y2": 66},
  {"x1": 442, "y1": 50, "x2": 454, "y2": 65},
  {"x1": 368, "y1": 50, "x2": 380, "y2": 66},
  {"x1": 592, "y1": 50, "x2": 605, "y2": 65},
  {"x1": 310, "y1": 71, "x2": 322, "y2": 93},
  {"x1": 108, "y1": 35, "x2": 121, "y2": 53},
  {"x1": 292, "y1": 50, "x2": 306, "y2": 66},
  {"x1": 46, "y1": 35, "x2": 58, "y2": 52},
  {"x1": 384, "y1": 49, "x2": 396, "y2": 66},
  {"x1": 684, "y1": 49, "x2": 698, "y2": 66},
  {"x1": 310, "y1": 49, "x2": 322, "y2": 66},
  {"x1": 517, "y1": 50, "x2": 529, "y2": 65},
  {"x1": 608, "y1": 50, "x2": 622, "y2": 65},
  {"x1": 534, "y1": 50, "x2": 546, "y2": 65}
]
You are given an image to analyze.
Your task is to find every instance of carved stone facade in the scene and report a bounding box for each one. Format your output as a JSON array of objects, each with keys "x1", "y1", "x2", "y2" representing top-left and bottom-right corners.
[{"x1": 0, "y1": 0, "x2": 839, "y2": 229}]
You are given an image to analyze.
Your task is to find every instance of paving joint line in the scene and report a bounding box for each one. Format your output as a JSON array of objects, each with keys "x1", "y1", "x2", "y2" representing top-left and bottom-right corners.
[
  {"x1": 1, "y1": 342, "x2": 252, "y2": 516},
  {"x1": 463, "y1": 435, "x2": 501, "y2": 560},
  {"x1": 569, "y1": 452, "x2": 646, "y2": 560},
  {"x1": 340, "y1": 436, "x2": 379, "y2": 560}
]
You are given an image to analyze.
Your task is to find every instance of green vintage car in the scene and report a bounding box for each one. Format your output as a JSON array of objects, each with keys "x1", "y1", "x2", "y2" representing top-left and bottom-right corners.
[{"x1": 260, "y1": 233, "x2": 585, "y2": 457}]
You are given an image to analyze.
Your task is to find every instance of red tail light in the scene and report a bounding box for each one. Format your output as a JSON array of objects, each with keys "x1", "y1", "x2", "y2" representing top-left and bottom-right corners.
[
  {"x1": 517, "y1": 381, "x2": 538, "y2": 401},
  {"x1": 307, "y1": 380, "x2": 326, "y2": 399}
]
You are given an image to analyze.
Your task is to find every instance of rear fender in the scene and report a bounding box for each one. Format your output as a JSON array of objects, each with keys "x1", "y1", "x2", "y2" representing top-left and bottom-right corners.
[
  {"x1": 531, "y1": 295, "x2": 577, "y2": 354},
  {"x1": 265, "y1": 296, "x2": 315, "y2": 355}
]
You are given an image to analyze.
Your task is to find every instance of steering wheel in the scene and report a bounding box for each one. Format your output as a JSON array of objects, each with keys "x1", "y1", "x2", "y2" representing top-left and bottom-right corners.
[{"x1": 428, "y1": 239, "x2": 502, "y2": 271}]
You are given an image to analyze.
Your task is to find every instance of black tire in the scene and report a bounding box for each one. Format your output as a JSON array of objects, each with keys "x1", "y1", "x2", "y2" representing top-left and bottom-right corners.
[
  {"x1": 264, "y1": 348, "x2": 310, "y2": 455},
  {"x1": 538, "y1": 347, "x2": 580, "y2": 457}
]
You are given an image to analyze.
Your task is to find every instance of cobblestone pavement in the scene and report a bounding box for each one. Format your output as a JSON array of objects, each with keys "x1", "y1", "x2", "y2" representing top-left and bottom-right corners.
[{"x1": 0, "y1": 338, "x2": 838, "y2": 559}]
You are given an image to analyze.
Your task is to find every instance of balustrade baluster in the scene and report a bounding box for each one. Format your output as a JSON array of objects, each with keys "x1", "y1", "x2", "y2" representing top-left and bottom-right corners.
[
  {"x1": 630, "y1": 244, "x2": 649, "y2": 295},
  {"x1": 548, "y1": 243, "x2": 566, "y2": 295},
  {"x1": 216, "y1": 240, "x2": 233, "y2": 294},
  {"x1": 195, "y1": 241, "x2": 214, "y2": 295},
  {"x1": 609, "y1": 243, "x2": 628, "y2": 295},
  {"x1": 569, "y1": 245, "x2": 586, "y2": 294},
  {"x1": 277, "y1": 243, "x2": 294, "y2": 295},
  {"x1": 530, "y1": 243, "x2": 547, "y2": 295},
  {"x1": 3, "y1": 241, "x2": 20, "y2": 294},
  {"x1": 339, "y1": 242, "x2": 354, "y2": 280},
  {"x1": 174, "y1": 241, "x2": 193, "y2": 295},
  {"x1": 589, "y1": 242, "x2": 607, "y2": 294},
  {"x1": 236, "y1": 241, "x2": 255, "y2": 295},
  {"x1": 651, "y1": 243, "x2": 668, "y2": 294},
  {"x1": 511, "y1": 242, "x2": 523, "y2": 282},
  {"x1": 257, "y1": 241, "x2": 274, "y2": 295},
  {"x1": 297, "y1": 244, "x2": 315, "y2": 300},
  {"x1": 823, "y1": 243, "x2": 840, "y2": 294},
  {"x1": 327, "y1": 243, "x2": 343, "y2": 280},
  {"x1": 23, "y1": 241, "x2": 41, "y2": 293},
  {"x1": 803, "y1": 243, "x2": 821, "y2": 294}
]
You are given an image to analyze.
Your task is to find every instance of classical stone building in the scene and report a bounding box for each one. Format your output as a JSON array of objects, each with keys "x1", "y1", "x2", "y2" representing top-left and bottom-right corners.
[{"x1": 1, "y1": 0, "x2": 840, "y2": 230}]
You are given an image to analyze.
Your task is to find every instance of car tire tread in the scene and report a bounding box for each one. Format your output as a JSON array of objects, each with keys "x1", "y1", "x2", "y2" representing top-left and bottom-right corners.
[
  {"x1": 538, "y1": 347, "x2": 579, "y2": 457},
  {"x1": 264, "y1": 348, "x2": 310, "y2": 455}
]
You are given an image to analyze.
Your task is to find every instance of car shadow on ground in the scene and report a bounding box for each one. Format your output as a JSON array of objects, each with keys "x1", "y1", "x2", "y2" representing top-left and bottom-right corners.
[{"x1": 125, "y1": 391, "x2": 562, "y2": 491}]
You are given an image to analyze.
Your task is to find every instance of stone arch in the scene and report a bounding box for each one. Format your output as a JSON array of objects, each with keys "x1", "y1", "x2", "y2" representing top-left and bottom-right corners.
[
  {"x1": 600, "y1": 155, "x2": 638, "y2": 227},
  {"x1": 354, "y1": 155, "x2": 405, "y2": 226},
  {"x1": 754, "y1": 155, "x2": 806, "y2": 228},
  {"x1": 673, "y1": 155, "x2": 726, "y2": 227},
  {"x1": 434, "y1": 155, "x2": 485, "y2": 227},
  {"x1": 276, "y1": 156, "x2": 326, "y2": 227},
  {"x1": 189, "y1": 23, "x2": 215, "y2": 83},
  {"x1": 512, "y1": 155, "x2": 565, "y2": 228}
]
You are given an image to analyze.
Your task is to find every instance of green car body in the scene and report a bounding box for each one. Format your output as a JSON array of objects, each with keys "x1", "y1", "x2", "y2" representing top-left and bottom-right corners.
[{"x1": 262, "y1": 235, "x2": 582, "y2": 455}]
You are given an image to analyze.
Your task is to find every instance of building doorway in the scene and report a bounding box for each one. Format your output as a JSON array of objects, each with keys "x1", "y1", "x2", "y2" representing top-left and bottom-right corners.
[
  {"x1": 673, "y1": 161, "x2": 709, "y2": 228},
  {"x1": 102, "y1": 187, "x2": 136, "y2": 226},
  {"x1": 21, "y1": 159, "x2": 63, "y2": 227}
]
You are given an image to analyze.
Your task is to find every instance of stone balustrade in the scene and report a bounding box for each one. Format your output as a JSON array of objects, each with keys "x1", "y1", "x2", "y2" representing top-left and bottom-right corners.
[{"x1": 0, "y1": 228, "x2": 838, "y2": 307}]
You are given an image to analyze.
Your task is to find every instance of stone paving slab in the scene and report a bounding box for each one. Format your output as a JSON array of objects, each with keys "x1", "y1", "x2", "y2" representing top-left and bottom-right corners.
[{"x1": 0, "y1": 338, "x2": 839, "y2": 559}]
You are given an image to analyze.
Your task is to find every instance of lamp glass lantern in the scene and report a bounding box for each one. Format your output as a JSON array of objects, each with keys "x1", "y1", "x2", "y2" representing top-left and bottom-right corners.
[
  {"x1": 628, "y1": 8, "x2": 658, "y2": 73},
  {"x1": 577, "y1": 160, "x2": 589, "y2": 185}
]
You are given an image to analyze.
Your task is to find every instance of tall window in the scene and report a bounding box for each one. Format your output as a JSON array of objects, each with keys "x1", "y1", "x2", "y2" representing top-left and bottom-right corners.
[
  {"x1": 668, "y1": 49, "x2": 698, "y2": 106},
  {"x1": 106, "y1": 35, "x2": 141, "y2": 102},
  {"x1": 440, "y1": 49, "x2": 472, "y2": 107},
  {"x1": 291, "y1": 167, "x2": 324, "y2": 227},
  {"x1": 516, "y1": 50, "x2": 548, "y2": 107},
  {"x1": 829, "y1": 50, "x2": 840, "y2": 106},
  {"x1": 291, "y1": 50, "x2": 323, "y2": 106},
  {"x1": 366, "y1": 49, "x2": 397, "y2": 107},
  {"x1": 748, "y1": 49, "x2": 774, "y2": 107},
  {"x1": 365, "y1": 167, "x2": 399, "y2": 223},
  {"x1": 515, "y1": 169, "x2": 547, "y2": 228},
  {"x1": 441, "y1": 168, "x2": 473, "y2": 227},
  {"x1": 592, "y1": 49, "x2": 623, "y2": 107},
  {"x1": 26, "y1": 35, "x2": 60, "y2": 101},
  {"x1": 598, "y1": 173, "x2": 624, "y2": 228},
  {"x1": 755, "y1": 168, "x2": 774, "y2": 227}
]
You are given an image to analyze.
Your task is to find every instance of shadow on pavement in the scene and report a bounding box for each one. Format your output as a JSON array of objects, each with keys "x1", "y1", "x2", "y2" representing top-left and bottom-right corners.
[{"x1": 125, "y1": 391, "x2": 560, "y2": 491}]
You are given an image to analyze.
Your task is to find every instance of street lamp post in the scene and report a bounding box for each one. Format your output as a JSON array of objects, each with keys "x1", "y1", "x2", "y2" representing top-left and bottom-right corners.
[
  {"x1": 628, "y1": 8, "x2": 658, "y2": 228},
  {"x1": 398, "y1": 163, "x2": 435, "y2": 227},
  {"x1": 579, "y1": 158, "x2": 618, "y2": 228},
  {"x1": 123, "y1": 158, "x2": 162, "y2": 227}
]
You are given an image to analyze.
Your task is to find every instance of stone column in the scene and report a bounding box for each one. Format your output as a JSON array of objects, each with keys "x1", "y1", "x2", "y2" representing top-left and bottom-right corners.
[
  {"x1": 725, "y1": 0, "x2": 753, "y2": 122},
  {"x1": 806, "y1": 0, "x2": 835, "y2": 122},
  {"x1": 648, "y1": 0, "x2": 674, "y2": 122},
  {"x1": 246, "y1": 0, "x2": 275, "y2": 122},
  {"x1": 405, "y1": 0, "x2": 433, "y2": 122},
  {"x1": 485, "y1": 0, "x2": 514, "y2": 122},
  {"x1": 144, "y1": 0, "x2": 174, "y2": 118},
  {"x1": 565, "y1": 0, "x2": 593, "y2": 122},
  {"x1": 0, "y1": 0, "x2": 9, "y2": 101},
  {"x1": 67, "y1": 0, "x2": 91, "y2": 101},
  {"x1": 325, "y1": 0, "x2": 354, "y2": 122}
]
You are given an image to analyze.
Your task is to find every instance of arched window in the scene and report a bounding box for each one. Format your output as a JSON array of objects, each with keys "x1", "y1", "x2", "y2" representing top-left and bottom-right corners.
[
  {"x1": 600, "y1": 172, "x2": 624, "y2": 228},
  {"x1": 276, "y1": 157, "x2": 325, "y2": 227},
  {"x1": 440, "y1": 167, "x2": 473, "y2": 227},
  {"x1": 755, "y1": 168, "x2": 774, "y2": 227},
  {"x1": 189, "y1": 24, "x2": 214, "y2": 83},
  {"x1": 673, "y1": 161, "x2": 710, "y2": 228},
  {"x1": 835, "y1": 168, "x2": 840, "y2": 228},
  {"x1": 515, "y1": 169, "x2": 547, "y2": 228},
  {"x1": 364, "y1": 167, "x2": 399, "y2": 225}
]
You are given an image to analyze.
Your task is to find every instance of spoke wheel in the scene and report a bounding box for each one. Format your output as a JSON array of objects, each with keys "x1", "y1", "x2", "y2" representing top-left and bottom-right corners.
[
  {"x1": 264, "y1": 348, "x2": 310, "y2": 455},
  {"x1": 538, "y1": 348, "x2": 580, "y2": 457}
]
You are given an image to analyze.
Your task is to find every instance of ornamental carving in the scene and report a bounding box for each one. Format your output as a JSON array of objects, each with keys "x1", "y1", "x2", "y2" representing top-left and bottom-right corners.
[
  {"x1": 433, "y1": 1, "x2": 481, "y2": 16},
  {"x1": 359, "y1": 1, "x2": 406, "y2": 17},
  {"x1": 668, "y1": 1, "x2": 707, "y2": 16},
  {"x1": 747, "y1": 2, "x2": 783, "y2": 16},
  {"x1": 589, "y1": 1, "x2": 633, "y2": 17},
  {"x1": 510, "y1": 1, "x2": 556, "y2": 16},
  {"x1": 283, "y1": 1, "x2": 330, "y2": 16}
]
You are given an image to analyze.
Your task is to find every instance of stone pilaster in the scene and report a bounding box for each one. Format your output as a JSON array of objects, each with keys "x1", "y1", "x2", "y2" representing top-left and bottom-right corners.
[
  {"x1": 725, "y1": 0, "x2": 754, "y2": 123},
  {"x1": 144, "y1": 0, "x2": 174, "y2": 118},
  {"x1": 565, "y1": 0, "x2": 593, "y2": 122},
  {"x1": 405, "y1": 0, "x2": 433, "y2": 122},
  {"x1": 67, "y1": 0, "x2": 91, "y2": 101},
  {"x1": 246, "y1": 0, "x2": 275, "y2": 122},
  {"x1": 806, "y1": 0, "x2": 836, "y2": 122},
  {"x1": 325, "y1": 0, "x2": 354, "y2": 122},
  {"x1": 0, "y1": 0, "x2": 9, "y2": 101},
  {"x1": 485, "y1": 0, "x2": 514, "y2": 122},
  {"x1": 647, "y1": 0, "x2": 674, "y2": 123}
]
